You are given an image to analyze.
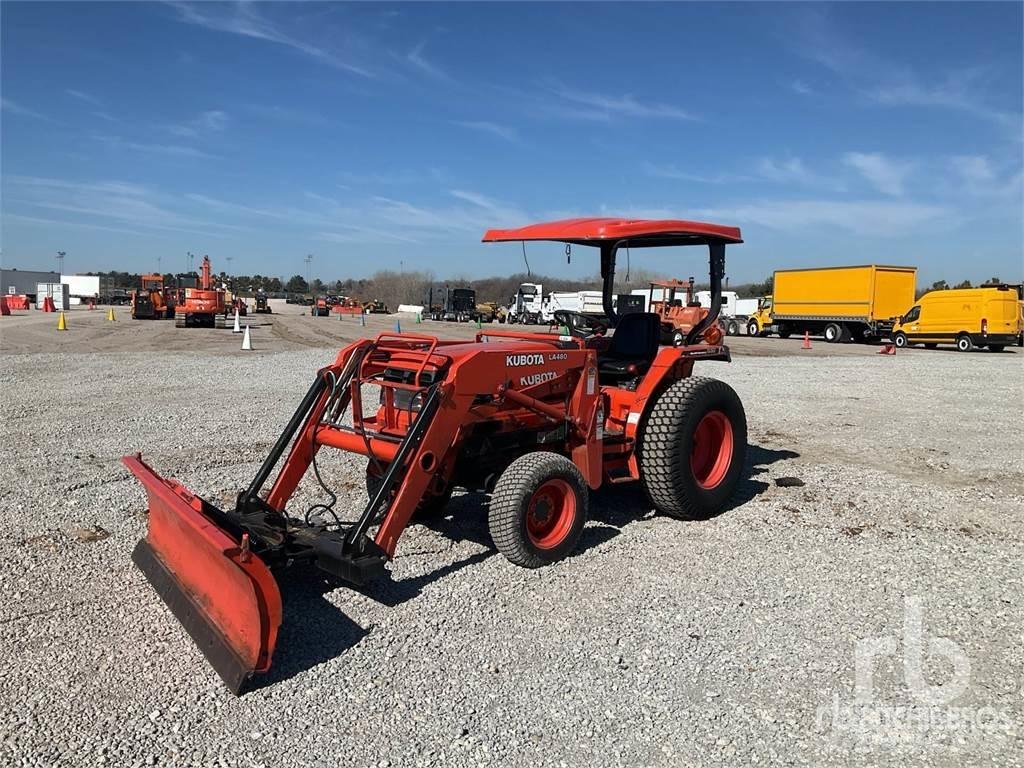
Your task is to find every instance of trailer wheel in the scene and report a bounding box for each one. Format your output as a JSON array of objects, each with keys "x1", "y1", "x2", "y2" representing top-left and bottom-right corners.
[
  {"x1": 894, "y1": 332, "x2": 908, "y2": 348},
  {"x1": 956, "y1": 334, "x2": 973, "y2": 352},
  {"x1": 639, "y1": 377, "x2": 747, "y2": 520},
  {"x1": 824, "y1": 323, "x2": 842, "y2": 343},
  {"x1": 489, "y1": 452, "x2": 588, "y2": 568},
  {"x1": 726, "y1": 319, "x2": 739, "y2": 336}
]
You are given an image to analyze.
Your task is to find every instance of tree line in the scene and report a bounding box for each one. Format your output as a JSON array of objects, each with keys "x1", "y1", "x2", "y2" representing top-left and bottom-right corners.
[{"x1": 84, "y1": 269, "x2": 1009, "y2": 307}]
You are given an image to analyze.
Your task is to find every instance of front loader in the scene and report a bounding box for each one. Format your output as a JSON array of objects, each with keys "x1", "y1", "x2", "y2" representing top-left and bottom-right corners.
[{"x1": 126, "y1": 217, "x2": 748, "y2": 692}]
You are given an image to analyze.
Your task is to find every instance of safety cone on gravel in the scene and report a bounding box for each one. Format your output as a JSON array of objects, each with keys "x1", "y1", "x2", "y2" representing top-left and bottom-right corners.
[
  {"x1": 877, "y1": 344, "x2": 896, "y2": 355},
  {"x1": 232, "y1": 309, "x2": 241, "y2": 333},
  {"x1": 57, "y1": 311, "x2": 68, "y2": 331},
  {"x1": 0, "y1": 296, "x2": 10, "y2": 316},
  {"x1": 241, "y1": 325, "x2": 253, "y2": 350},
  {"x1": 801, "y1": 331, "x2": 812, "y2": 350},
  {"x1": 106, "y1": 307, "x2": 116, "y2": 322}
]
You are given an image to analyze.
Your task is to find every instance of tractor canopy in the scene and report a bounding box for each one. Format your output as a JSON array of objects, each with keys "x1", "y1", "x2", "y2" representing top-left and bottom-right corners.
[{"x1": 482, "y1": 217, "x2": 742, "y2": 341}]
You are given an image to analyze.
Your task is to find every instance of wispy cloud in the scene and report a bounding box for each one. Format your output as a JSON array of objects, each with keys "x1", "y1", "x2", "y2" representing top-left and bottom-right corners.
[
  {"x1": 93, "y1": 135, "x2": 217, "y2": 159},
  {"x1": 842, "y1": 152, "x2": 913, "y2": 196},
  {"x1": 643, "y1": 162, "x2": 747, "y2": 185},
  {"x1": 452, "y1": 120, "x2": 520, "y2": 144},
  {"x1": 795, "y1": 8, "x2": 1020, "y2": 130},
  {"x1": 3, "y1": 212, "x2": 148, "y2": 238},
  {"x1": 245, "y1": 104, "x2": 326, "y2": 125},
  {"x1": 789, "y1": 79, "x2": 813, "y2": 96},
  {"x1": 547, "y1": 82, "x2": 699, "y2": 122},
  {"x1": 167, "y1": 109, "x2": 228, "y2": 137},
  {"x1": 171, "y1": 1, "x2": 373, "y2": 78},
  {"x1": 406, "y1": 40, "x2": 449, "y2": 81},
  {"x1": 65, "y1": 89, "x2": 103, "y2": 106},
  {"x1": 697, "y1": 199, "x2": 951, "y2": 237},
  {"x1": 756, "y1": 156, "x2": 841, "y2": 190},
  {"x1": 4, "y1": 175, "x2": 243, "y2": 237},
  {"x1": 1, "y1": 98, "x2": 52, "y2": 121}
]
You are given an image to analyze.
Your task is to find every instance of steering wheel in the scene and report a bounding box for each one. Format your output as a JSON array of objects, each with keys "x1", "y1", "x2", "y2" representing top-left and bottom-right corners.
[{"x1": 551, "y1": 310, "x2": 609, "y2": 339}]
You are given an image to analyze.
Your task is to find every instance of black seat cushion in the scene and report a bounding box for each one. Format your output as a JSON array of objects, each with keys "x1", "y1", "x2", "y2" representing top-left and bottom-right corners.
[{"x1": 598, "y1": 312, "x2": 661, "y2": 379}]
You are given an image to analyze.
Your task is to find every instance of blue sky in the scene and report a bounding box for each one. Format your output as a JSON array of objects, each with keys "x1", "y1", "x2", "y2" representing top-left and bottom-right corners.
[{"x1": 2, "y1": 1, "x2": 1021, "y2": 284}]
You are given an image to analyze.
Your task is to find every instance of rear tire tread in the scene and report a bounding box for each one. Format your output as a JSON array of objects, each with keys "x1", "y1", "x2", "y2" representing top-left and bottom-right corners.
[{"x1": 639, "y1": 377, "x2": 747, "y2": 520}]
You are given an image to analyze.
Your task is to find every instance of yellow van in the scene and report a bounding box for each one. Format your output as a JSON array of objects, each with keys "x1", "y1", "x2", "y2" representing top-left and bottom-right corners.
[{"x1": 892, "y1": 286, "x2": 1021, "y2": 352}]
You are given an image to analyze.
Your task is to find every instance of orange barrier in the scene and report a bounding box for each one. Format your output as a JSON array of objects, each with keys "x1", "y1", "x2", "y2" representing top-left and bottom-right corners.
[
  {"x1": 0, "y1": 296, "x2": 9, "y2": 316},
  {"x1": 5, "y1": 295, "x2": 30, "y2": 311},
  {"x1": 42, "y1": 296, "x2": 56, "y2": 312}
]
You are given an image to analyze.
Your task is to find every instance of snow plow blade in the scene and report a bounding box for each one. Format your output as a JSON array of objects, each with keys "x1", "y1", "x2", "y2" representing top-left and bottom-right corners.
[{"x1": 124, "y1": 454, "x2": 282, "y2": 694}]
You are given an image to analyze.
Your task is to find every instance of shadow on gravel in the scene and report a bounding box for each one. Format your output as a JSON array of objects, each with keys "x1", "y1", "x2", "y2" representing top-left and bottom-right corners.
[
  {"x1": 728, "y1": 444, "x2": 800, "y2": 512},
  {"x1": 249, "y1": 568, "x2": 369, "y2": 690}
]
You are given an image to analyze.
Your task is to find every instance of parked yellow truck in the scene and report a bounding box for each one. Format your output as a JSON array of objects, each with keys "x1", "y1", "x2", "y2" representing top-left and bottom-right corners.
[
  {"x1": 747, "y1": 265, "x2": 917, "y2": 343},
  {"x1": 892, "y1": 285, "x2": 1022, "y2": 352}
]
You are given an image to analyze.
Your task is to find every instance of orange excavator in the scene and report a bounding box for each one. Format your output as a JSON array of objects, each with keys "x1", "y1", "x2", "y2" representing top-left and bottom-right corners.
[
  {"x1": 131, "y1": 274, "x2": 176, "y2": 320},
  {"x1": 174, "y1": 256, "x2": 227, "y2": 328},
  {"x1": 648, "y1": 278, "x2": 723, "y2": 347}
]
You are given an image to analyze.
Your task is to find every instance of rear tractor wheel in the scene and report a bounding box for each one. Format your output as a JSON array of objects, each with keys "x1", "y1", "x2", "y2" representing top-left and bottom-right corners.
[
  {"x1": 956, "y1": 334, "x2": 973, "y2": 352},
  {"x1": 639, "y1": 377, "x2": 747, "y2": 520},
  {"x1": 488, "y1": 452, "x2": 588, "y2": 568}
]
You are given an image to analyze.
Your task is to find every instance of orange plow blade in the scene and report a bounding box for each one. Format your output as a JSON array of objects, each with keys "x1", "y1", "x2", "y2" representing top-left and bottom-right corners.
[{"x1": 124, "y1": 454, "x2": 282, "y2": 694}]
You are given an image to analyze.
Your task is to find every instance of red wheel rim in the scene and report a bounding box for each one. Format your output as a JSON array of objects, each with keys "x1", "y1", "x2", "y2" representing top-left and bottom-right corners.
[
  {"x1": 526, "y1": 479, "x2": 576, "y2": 549},
  {"x1": 690, "y1": 410, "x2": 734, "y2": 490}
]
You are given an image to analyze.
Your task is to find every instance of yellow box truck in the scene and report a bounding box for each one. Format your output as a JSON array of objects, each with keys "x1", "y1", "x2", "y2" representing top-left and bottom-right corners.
[
  {"x1": 747, "y1": 265, "x2": 917, "y2": 343},
  {"x1": 892, "y1": 285, "x2": 1021, "y2": 352}
]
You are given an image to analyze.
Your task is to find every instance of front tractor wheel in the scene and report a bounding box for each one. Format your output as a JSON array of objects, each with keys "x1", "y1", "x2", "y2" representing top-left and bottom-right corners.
[
  {"x1": 489, "y1": 452, "x2": 588, "y2": 568},
  {"x1": 639, "y1": 377, "x2": 747, "y2": 520}
]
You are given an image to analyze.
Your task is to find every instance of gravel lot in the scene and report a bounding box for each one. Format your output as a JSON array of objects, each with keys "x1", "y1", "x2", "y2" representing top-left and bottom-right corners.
[{"x1": 1, "y1": 320, "x2": 1022, "y2": 767}]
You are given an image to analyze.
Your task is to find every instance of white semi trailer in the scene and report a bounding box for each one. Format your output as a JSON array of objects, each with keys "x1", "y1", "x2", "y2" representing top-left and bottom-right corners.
[{"x1": 693, "y1": 290, "x2": 760, "y2": 335}]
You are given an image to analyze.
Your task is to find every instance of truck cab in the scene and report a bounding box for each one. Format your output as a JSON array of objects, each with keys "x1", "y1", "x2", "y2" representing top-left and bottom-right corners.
[{"x1": 747, "y1": 296, "x2": 774, "y2": 337}]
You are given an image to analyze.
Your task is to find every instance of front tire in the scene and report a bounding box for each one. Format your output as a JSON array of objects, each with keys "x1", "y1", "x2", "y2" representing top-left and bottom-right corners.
[
  {"x1": 639, "y1": 377, "x2": 747, "y2": 520},
  {"x1": 747, "y1": 319, "x2": 761, "y2": 337},
  {"x1": 894, "y1": 332, "x2": 908, "y2": 348},
  {"x1": 488, "y1": 452, "x2": 588, "y2": 568}
]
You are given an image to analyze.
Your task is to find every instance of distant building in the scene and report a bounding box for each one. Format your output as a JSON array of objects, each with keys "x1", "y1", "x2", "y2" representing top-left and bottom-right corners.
[{"x1": 1, "y1": 268, "x2": 61, "y2": 297}]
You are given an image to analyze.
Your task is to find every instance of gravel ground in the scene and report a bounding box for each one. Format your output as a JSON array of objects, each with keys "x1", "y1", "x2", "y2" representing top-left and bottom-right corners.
[{"x1": 1, "y1": 342, "x2": 1022, "y2": 767}]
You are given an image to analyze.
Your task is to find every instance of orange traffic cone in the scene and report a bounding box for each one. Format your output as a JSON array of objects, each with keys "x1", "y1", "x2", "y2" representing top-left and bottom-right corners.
[
  {"x1": 0, "y1": 296, "x2": 9, "y2": 316},
  {"x1": 89, "y1": 300, "x2": 95, "y2": 310},
  {"x1": 877, "y1": 344, "x2": 896, "y2": 355},
  {"x1": 801, "y1": 331, "x2": 812, "y2": 350}
]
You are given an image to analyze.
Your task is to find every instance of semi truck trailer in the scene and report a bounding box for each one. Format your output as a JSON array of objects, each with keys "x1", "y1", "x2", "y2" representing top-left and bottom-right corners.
[{"x1": 747, "y1": 265, "x2": 917, "y2": 343}]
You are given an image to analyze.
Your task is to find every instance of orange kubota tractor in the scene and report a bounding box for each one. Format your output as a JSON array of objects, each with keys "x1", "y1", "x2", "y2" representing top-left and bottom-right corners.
[
  {"x1": 131, "y1": 274, "x2": 176, "y2": 320},
  {"x1": 174, "y1": 256, "x2": 227, "y2": 328},
  {"x1": 125, "y1": 217, "x2": 748, "y2": 692},
  {"x1": 648, "y1": 277, "x2": 722, "y2": 347}
]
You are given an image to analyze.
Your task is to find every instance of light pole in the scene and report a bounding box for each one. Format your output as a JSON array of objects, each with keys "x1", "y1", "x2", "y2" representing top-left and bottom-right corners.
[
  {"x1": 304, "y1": 254, "x2": 313, "y2": 291},
  {"x1": 186, "y1": 251, "x2": 195, "y2": 274},
  {"x1": 157, "y1": 254, "x2": 162, "y2": 275},
  {"x1": 57, "y1": 250, "x2": 66, "y2": 276}
]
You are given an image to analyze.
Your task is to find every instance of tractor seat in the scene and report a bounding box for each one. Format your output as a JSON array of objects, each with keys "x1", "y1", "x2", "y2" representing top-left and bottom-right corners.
[{"x1": 598, "y1": 312, "x2": 661, "y2": 382}]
